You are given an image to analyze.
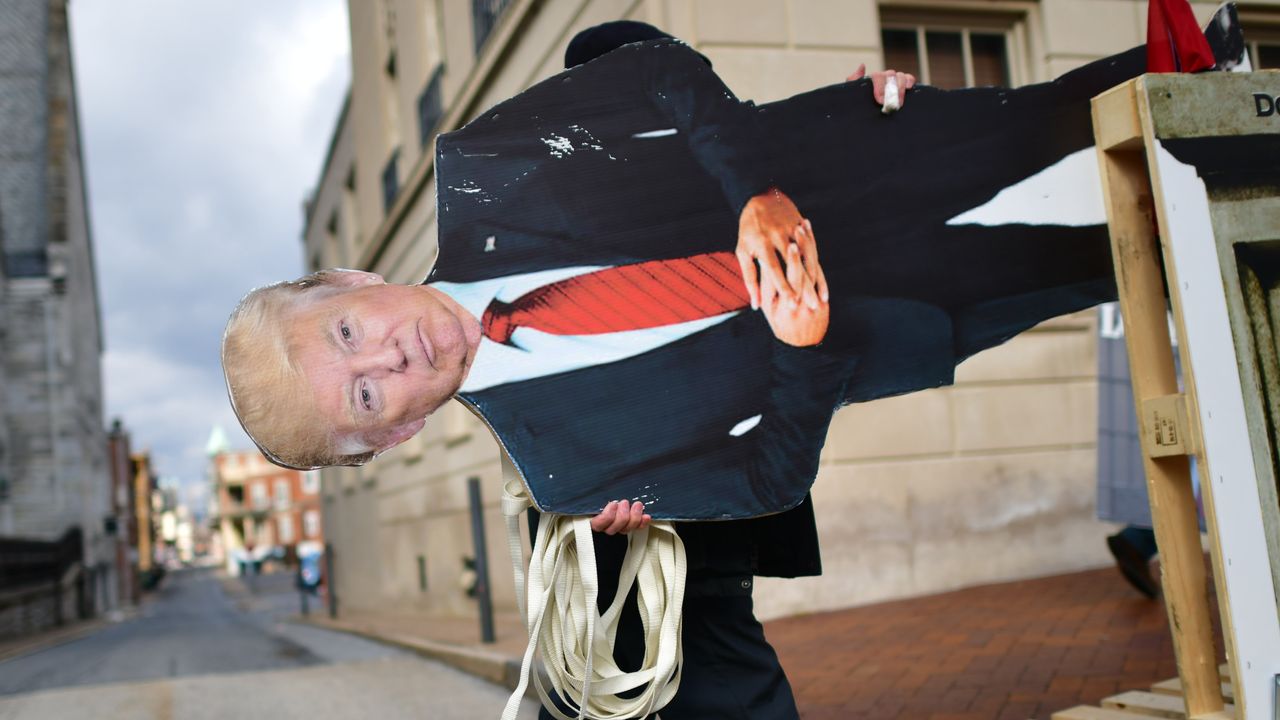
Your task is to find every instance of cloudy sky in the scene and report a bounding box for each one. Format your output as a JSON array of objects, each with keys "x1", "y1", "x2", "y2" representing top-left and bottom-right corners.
[{"x1": 68, "y1": 2, "x2": 350, "y2": 489}]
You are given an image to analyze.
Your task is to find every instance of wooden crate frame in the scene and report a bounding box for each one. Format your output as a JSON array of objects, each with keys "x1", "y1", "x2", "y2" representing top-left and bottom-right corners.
[{"x1": 1088, "y1": 71, "x2": 1280, "y2": 719}]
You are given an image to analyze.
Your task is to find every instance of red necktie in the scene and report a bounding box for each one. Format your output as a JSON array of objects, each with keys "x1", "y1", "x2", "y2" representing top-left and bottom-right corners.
[{"x1": 482, "y1": 251, "x2": 748, "y2": 345}]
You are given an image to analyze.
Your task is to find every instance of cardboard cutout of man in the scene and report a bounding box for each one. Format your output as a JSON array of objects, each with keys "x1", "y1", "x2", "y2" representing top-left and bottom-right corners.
[
  {"x1": 221, "y1": 9, "x2": 1245, "y2": 719},
  {"x1": 428, "y1": 39, "x2": 1147, "y2": 521},
  {"x1": 224, "y1": 10, "x2": 1243, "y2": 521}
]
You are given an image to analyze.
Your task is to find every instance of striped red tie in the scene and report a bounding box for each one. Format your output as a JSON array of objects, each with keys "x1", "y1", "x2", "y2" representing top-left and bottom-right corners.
[{"x1": 482, "y1": 251, "x2": 749, "y2": 345}]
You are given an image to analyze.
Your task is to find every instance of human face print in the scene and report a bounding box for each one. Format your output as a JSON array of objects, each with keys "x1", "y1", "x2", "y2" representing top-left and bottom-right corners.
[{"x1": 290, "y1": 277, "x2": 482, "y2": 451}]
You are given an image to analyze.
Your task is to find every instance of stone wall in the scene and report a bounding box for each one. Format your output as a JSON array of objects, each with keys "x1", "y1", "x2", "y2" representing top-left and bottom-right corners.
[
  {"x1": 0, "y1": 0, "x2": 111, "y2": 610},
  {"x1": 0, "y1": 566, "x2": 84, "y2": 641}
]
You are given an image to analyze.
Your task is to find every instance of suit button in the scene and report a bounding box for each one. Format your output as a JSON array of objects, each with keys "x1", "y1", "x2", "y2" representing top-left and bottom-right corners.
[{"x1": 740, "y1": 579, "x2": 752, "y2": 590}]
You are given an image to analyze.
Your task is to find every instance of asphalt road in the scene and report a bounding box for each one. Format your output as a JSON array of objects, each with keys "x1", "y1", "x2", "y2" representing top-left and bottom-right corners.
[{"x1": 0, "y1": 567, "x2": 541, "y2": 719}]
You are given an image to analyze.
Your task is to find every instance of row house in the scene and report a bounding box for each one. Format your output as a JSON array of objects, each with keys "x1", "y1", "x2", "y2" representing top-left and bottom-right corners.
[{"x1": 208, "y1": 429, "x2": 324, "y2": 575}]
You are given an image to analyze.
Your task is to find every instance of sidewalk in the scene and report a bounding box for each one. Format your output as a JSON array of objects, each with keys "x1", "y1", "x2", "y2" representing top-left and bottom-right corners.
[
  {"x1": 302, "y1": 606, "x2": 531, "y2": 689},
  {"x1": 0, "y1": 602, "x2": 142, "y2": 664},
  {"x1": 296, "y1": 563, "x2": 1222, "y2": 719}
]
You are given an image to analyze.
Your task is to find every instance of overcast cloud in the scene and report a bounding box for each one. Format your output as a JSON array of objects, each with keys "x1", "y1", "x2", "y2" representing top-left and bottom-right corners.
[{"x1": 68, "y1": 2, "x2": 350, "y2": 490}]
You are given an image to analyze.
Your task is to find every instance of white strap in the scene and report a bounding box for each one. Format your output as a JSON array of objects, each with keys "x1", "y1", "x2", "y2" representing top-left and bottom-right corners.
[{"x1": 501, "y1": 475, "x2": 685, "y2": 720}]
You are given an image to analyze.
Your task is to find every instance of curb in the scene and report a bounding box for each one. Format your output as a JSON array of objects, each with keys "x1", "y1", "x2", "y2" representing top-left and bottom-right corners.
[{"x1": 296, "y1": 615, "x2": 534, "y2": 694}]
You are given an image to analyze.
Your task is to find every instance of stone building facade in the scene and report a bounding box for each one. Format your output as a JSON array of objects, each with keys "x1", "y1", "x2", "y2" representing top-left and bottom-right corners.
[
  {"x1": 0, "y1": 0, "x2": 113, "y2": 610},
  {"x1": 301, "y1": 0, "x2": 1280, "y2": 626}
]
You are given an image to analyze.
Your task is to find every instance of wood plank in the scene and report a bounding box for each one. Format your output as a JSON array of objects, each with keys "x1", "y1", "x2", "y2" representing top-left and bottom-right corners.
[
  {"x1": 1052, "y1": 705, "x2": 1155, "y2": 720},
  {"x1": 1102, "y1": 690, "x2": 1186, "y2": 718},
  {"x1": 1149, "y1": 678, "x2": 1234, "y2": 704},
  {"x1": 1091, "y1": 80, "x2": 1142, "y2": 151},
  {"x1": 1093, "y1": 76, "x2": 1226, "y2": 716},
  {"x1": 1132, "y1": 76, "x2": 1230, "y2": 717}
]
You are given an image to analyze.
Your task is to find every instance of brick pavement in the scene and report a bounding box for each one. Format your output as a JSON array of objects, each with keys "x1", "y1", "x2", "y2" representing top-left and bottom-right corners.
[
  {"x1": 297, "y1": 561, "x2": 1222, "y2": 719},
  {"x1": 767, "y1": 564, "x2": 1224, "y2": 720}
]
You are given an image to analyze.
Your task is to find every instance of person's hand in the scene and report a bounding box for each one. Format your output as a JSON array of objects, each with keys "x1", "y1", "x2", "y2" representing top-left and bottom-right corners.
[
  {"x1": 759, "y1": 243, "x2": 829, "y2": 347},
  {"x1": 737, "y1": 190, "x2": 826, "y2": 311},
  {"x1": 590, "y1": 499, "x2": 651, "y2": 535},
  {"x1": 847, "y1": 64, "x2": 917, "y2": 109}
]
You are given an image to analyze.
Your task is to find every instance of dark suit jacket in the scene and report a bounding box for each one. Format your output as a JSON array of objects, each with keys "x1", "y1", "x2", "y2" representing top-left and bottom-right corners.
[{"x1": 430, "y1": 39, "x2": 1144, "y2": 542}]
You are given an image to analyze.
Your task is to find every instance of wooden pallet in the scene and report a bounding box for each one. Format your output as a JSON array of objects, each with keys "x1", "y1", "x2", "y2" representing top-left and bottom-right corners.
[
  {"x1": 1083, "y1": 70, "x2": 1280, "y2": 717},
  {"x1": 1051, "y1": 665, "x2": 1235, "y2": 719}
]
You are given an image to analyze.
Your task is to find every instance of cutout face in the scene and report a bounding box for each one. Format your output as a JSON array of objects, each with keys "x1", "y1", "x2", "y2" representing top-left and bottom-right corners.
[{"x1": 287, "y1": 280, "x2": 482, "y2": 451}]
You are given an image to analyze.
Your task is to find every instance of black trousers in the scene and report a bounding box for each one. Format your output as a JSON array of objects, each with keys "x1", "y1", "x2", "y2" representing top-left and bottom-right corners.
[{"x1": 537, "y1": 525, "x2": 799, "y2": 720}]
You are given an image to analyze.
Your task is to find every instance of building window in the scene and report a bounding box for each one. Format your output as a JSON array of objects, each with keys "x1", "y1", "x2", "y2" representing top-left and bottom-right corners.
[
  {"x1": 880, "y1": 8, "x2": 1023, "y2": 89},
  {"x1": 343, "y1": 165, "x2": 362, "y2": 247},
  {"x1": 304, "y1": 509, "x2": 321, "y2": 538},
  {"x1": 1245, "y1": 28, "x2": 1280, "y2": 68},
  {"x1": 251, "y1": 482, "x2": 269, "y2": 511},
  {"x1": 301, "y1": 471, "x2": 320, "y2": 495},
  {"x1": 472, "y1": 0, "x2": 513, "y2": 55},
  {"x1": 274, "y1": 478, "x2": 290, "y2": 510},
  {"x1": 382, "y1": 0, "x2": 398, "y2": 77},
  {"x1": 418, "y1": 65, "x2": 445, "y2": 148},
  {"x1": 278, "y1": 514, "x2": 295, "y2": 544},
  {"x1": 1254, "y1": 40, "x2": 1280, "y2": 68},
  {"x1": 5, "y1": 249, "x2": 47, "y2": 278},
  {"x1": 382, "y1": 148, "x2": 401, "y2": 213}
]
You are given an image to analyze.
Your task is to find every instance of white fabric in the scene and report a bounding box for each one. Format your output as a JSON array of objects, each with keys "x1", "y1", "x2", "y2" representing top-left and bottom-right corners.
[
  {"x1": 501, "y1": 477, "x2": 687, "y2": 720},
  {"x1": 946, "y1": 147, "x2": 1106, "y2": 227}
]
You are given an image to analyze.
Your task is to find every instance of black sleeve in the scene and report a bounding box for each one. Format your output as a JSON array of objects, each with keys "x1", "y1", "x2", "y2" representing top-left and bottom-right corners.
[
  {"x1": 636, "y1": 39, "x2": 775, "y2": 214},
  {"x1": 576, "y1": 333, "x2": 855, "y2": 517},
  {"x1": 742, "y1": 341, "x2": 857, "y2": 513}
]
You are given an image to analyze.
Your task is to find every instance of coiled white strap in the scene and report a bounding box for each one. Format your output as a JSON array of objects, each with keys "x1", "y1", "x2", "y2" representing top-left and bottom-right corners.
[{"x1": 501, "y1": 475, "x2": 686, "y2": 720}]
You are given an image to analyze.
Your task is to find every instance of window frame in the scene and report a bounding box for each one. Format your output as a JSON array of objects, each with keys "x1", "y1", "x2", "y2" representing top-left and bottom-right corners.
[
  {"x1": 417, "y1": 64, "x2": 446, "y2": 149},
  {"x1": 251, "y1": 482, "x2": 270, "y2": 511},
  {"x1": 273, "y1": 478, "x2": 291, "y2": 510},
  {"x1": 381, "y1": 148, "x2": 401, "y2": 213},
  {"x1": 472, "y1": 0, "x2": 514, "y2": 56},
  {"x1": 1240, "y1": 15, "x2": 1280, "y2": 70},
  {"x1": 304, "y1": 509, "x2": 321, "y2": 538},
  {"x1": 879, "y1": 4, "x2": 1033, "y2": 88},
  {"x1": 277, "y1": 514, "x2": 295, "y2": 544}
]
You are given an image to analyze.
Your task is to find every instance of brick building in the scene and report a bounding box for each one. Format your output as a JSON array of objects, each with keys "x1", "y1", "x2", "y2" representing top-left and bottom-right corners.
[
  {"x1": 208, "y1": 430, "x2": 324, "y2": 575},
  {"x1": 130, "y1": 451, "x2": 156, "y2": 576},
  {"x1": 104, "y1": 419, "x2": 139, "y2": 606}
]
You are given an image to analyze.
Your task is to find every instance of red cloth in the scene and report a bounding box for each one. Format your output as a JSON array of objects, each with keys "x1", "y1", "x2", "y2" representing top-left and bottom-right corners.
[
  {"x1": 1146, "y1": 0, "x2": 1215, "y2": 73},
  {"x1": 482, "y1": 252, "x2": 749, "y2": 344}
]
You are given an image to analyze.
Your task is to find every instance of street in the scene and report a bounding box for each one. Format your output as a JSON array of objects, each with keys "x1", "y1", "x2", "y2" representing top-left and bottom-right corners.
[{"x1": 0, "y1": 568, "x2": 541, "y2": 719}]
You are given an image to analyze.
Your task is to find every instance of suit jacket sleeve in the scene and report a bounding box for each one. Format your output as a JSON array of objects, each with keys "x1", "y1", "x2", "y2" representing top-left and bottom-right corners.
[
  {"x1": 743, "y1": 340, "x2": 858, "y2": 513},
  {"x1": 637, "y1": 39, "x2": 774, "y2": 215}
]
